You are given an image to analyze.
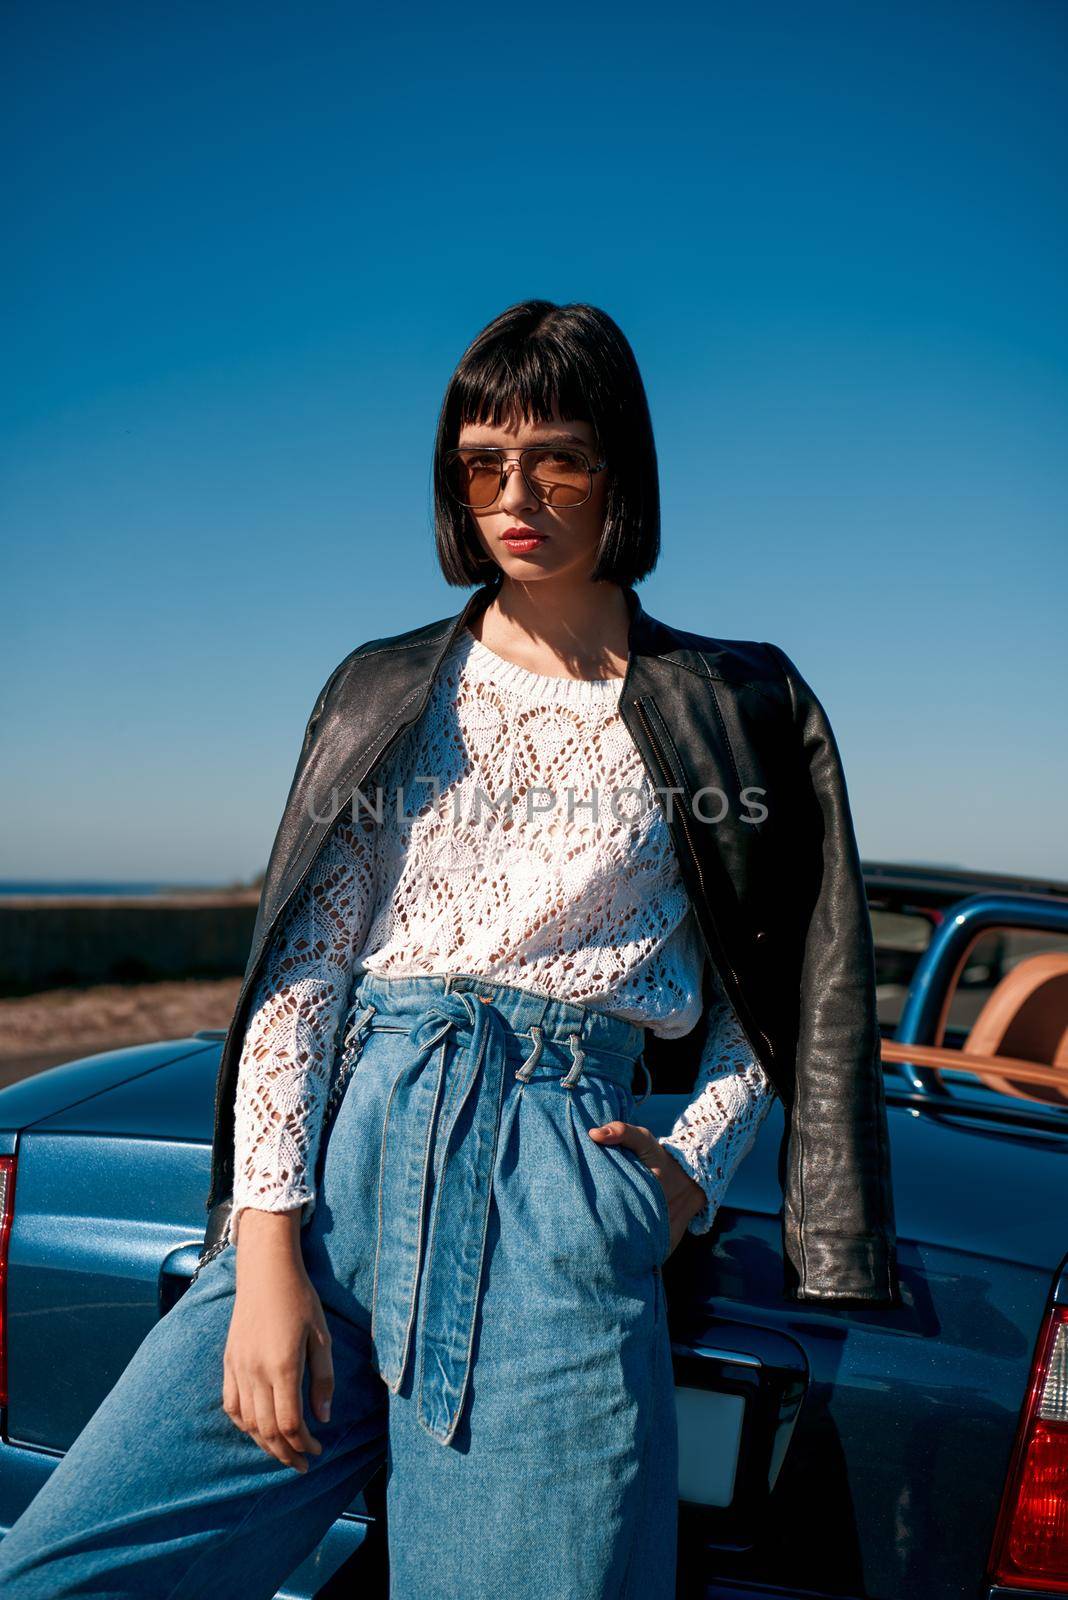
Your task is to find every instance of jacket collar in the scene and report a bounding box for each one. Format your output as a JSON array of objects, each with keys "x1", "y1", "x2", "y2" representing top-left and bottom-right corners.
[{"x1": 425, "y1": 579, "x2": 680, "y2": 693}]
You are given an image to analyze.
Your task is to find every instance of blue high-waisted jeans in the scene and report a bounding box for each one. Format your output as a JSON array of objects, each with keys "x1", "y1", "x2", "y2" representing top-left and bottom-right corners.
[{"x1": 0, "y1": 971, "x2": 679, "y2": 1598}]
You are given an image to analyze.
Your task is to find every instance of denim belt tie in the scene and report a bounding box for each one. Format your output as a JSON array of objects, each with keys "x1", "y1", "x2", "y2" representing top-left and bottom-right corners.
[{"x1": 370, "y1": 989, "x2": 516, "y2": 1447}]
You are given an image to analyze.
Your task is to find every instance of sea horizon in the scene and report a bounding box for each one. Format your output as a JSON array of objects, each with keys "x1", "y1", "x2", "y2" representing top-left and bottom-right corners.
[{"x1": 0, "y1": 879, "x2": 252, "y2": 897}]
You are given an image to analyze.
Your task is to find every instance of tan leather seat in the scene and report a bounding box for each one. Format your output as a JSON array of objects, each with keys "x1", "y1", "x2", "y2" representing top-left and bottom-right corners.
[
  {"x1": 882, "y1": 951, "x2": 1068, "y2": 1103},
  {"x1": 964, "y1": 951, "x2": 1068, "y2": 1070},
  {"x1": 946, "y1": 951, "x2": 1068, "y2": 1102}
]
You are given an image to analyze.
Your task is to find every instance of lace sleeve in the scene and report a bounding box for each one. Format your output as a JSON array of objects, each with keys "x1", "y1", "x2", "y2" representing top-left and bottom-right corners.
[
  {"x1": 657, "y1": 964, "x2": 778, "y2": 1236},
  {"x1": 228, "y1": 807, "x2": 377, "y2": 1246}
]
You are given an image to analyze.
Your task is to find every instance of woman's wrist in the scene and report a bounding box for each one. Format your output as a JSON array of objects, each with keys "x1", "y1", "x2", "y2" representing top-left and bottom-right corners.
[{"x1": 233, "y1": 1205, "x2": 306, "y2": 1275}]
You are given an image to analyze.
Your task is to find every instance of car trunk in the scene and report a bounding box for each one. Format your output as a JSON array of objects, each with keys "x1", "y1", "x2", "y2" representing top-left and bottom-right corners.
[{"x1": 652, "y1": 1087, "x2": 1068, "y2": 1600}]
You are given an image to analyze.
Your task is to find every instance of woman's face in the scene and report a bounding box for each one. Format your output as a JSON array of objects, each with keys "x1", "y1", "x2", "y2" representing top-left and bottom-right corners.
[{"x1": 456, "y1": 405, "x2": 609, "y2": 589}]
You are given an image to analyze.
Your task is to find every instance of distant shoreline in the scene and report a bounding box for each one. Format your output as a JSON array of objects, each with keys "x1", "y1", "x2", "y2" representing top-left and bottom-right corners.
[
  {"x1": 0, "y1": 881, "x2": 262, "y2": 899},
  {"x1": 0, "y1": 891, "x2": 260, "y2": 907}
]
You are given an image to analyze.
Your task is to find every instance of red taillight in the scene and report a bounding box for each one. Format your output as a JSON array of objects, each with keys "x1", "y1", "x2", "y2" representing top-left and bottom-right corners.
[
  {"x1": 987, "y1": 1301, "x2": 1068, "y2": 1591},
  {"x1": 0, "y1": 1155, "x2": 15, "y2": 1408}
]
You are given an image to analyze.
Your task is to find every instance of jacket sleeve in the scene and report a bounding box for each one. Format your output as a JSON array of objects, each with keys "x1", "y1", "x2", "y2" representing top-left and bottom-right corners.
[
  {"x1": 762, "y1": 642, "x2": 901, "y2": 1305},
  {"x1": 241, "y1": 656, "x2": 351, "y2": 978},
  {"x1": 227, "y1": 805, "x2": 378, "y2": 1247},
  {"x1": 658, "y1": 958, "x2": 778, "y2": 1233}
]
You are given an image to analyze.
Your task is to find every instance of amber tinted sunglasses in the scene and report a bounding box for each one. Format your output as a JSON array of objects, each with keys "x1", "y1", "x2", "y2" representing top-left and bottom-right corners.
[{"x1": 444, "y1": 446, "x2": 608, "y2": 510}]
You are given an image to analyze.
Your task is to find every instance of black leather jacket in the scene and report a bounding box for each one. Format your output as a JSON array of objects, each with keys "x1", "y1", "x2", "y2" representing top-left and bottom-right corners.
[{"x1": 198, "y1": 581, "x2": 901, "y2": 1306}]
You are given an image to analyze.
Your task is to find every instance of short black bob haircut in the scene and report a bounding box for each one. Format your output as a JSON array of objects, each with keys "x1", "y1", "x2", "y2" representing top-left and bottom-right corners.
[{"x1": 432, "y1": 299, "x2": 660, "y2": 589}]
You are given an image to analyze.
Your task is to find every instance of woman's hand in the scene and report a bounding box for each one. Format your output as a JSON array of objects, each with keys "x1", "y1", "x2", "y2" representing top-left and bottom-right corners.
[
  {"x1": 222, "y1": 1207, "x2": 334, "y2": 1473},
  {"x1": 588, "y1": 1120, "x2": 707, "y2": 1258}
]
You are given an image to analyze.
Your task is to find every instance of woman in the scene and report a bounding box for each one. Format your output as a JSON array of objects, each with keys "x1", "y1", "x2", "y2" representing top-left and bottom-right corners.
[{"x1": 0, "y1": 300, "x2": 897, "y2": 1599}]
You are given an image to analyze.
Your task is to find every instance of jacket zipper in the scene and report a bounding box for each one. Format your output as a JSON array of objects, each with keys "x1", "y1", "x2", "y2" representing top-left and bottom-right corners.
[{"x1": 631, "y1": 695, "x2": 775, "y2": 1065}]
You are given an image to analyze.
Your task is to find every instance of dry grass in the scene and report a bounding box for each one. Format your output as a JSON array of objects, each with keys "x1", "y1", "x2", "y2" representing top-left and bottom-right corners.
[{"x1": 0, "y1": 978, "x2": 242, "y2": 1070}]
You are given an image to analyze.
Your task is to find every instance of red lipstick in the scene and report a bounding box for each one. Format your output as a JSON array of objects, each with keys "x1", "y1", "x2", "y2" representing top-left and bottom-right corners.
[{"x1": 500, "y1": 527, "x2": 547, "y2": 554}]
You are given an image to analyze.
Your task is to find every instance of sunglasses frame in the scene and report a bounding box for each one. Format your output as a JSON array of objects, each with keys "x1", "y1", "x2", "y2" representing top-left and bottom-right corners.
[{"x1": 443, "y1": 445, "x2": 608, "y2": 509}]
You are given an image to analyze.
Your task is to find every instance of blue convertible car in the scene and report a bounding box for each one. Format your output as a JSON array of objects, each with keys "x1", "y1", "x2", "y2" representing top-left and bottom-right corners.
[{"x1": 1, "y1": 864, "x2": 1067, "y2": 1600}]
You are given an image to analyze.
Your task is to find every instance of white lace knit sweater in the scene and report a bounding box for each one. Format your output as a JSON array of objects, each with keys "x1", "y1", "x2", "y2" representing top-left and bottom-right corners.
[{"x1": 228, "y1": 625, "x2": 777, "y2": 1247}]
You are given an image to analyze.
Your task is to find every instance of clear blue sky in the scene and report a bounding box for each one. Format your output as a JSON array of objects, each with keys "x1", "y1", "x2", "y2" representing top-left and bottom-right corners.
[{"x1": 4, "y1": 1, "x2": 1066, "y2": 885}]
